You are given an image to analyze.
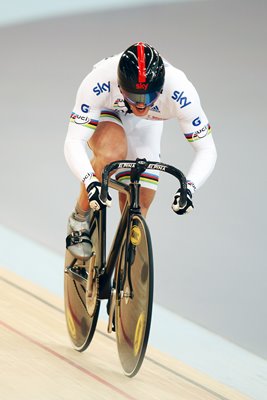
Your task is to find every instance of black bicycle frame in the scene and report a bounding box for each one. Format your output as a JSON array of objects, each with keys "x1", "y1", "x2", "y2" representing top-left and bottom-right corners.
[
  {"x1": 92, "y1": 158, "x2": 187, "y2": 299},
  {"x1": 93, "y1": 179, "x2": 131, "y2": 299}
]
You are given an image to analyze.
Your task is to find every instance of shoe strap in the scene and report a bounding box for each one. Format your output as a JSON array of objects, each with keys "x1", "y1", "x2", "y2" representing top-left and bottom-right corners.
[{"x1": 66, "y1": 231, "x2": 92, "y2": 248}]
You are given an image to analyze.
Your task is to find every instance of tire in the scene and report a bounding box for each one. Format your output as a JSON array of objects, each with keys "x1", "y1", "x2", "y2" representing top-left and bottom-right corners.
[{"x1": 115, "y1": 214, "x2": 153, "y2": 377}]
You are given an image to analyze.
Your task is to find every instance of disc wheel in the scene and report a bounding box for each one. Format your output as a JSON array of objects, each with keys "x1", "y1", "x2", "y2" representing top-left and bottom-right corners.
[{"x1": 115, "y1": 214, "x2": 153, "y2": 377}]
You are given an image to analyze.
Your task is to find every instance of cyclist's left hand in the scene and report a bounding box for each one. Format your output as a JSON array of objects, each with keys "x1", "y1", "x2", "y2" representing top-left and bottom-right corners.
[{"x1": 172, "y1": 189, "x2": 194, "y2": 215}]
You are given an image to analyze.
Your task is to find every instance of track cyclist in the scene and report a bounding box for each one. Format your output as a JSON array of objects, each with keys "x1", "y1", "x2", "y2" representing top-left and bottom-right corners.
[{"x1": 64, "y1": 42, "x2": 217, "y2": 260}]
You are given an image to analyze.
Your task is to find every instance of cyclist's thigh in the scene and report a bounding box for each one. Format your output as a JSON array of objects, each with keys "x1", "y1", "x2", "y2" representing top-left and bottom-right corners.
[{"x1": 88, "y1": 110, "x2": 127, "y2": 159}]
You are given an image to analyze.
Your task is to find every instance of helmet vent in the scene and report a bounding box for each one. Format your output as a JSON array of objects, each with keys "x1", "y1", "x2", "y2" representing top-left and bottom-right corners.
[{"x1": 137, "y1": 42, "x2": 146, "y2": 83}]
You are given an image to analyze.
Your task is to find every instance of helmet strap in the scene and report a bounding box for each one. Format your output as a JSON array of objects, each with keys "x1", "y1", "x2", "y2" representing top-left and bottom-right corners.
[{"x1": 123, "y1": 99, "x2": 133, "y2": 114}]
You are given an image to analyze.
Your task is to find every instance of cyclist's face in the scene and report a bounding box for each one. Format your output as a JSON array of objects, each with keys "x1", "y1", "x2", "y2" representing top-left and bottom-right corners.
[
  {"x1": 129, "y1": 102, "x2": 150, "y2": 116},
  {"x1": 119, "y1": 87, "x2": 157, "y2": 116}
]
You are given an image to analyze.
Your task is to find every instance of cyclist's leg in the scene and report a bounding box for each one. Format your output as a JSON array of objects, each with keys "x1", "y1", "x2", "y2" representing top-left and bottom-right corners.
[
  {"x1": 67, "y1": 112, "x2": 126, "y2": 259},
  {"x1": 116, "y1": 115, "x2": 163, "y2": 216},
  {"x1": 77, "y1": 117, "x2": 127, "y2": 211},
  {"x1": 90, "y1": 122, "x2": 127, "y2": 179}
]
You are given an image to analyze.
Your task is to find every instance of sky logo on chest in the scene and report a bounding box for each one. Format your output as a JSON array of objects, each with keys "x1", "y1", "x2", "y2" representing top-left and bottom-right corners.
[{"x1": 93, "y1": 81, "x2": 111, "y2": 96}]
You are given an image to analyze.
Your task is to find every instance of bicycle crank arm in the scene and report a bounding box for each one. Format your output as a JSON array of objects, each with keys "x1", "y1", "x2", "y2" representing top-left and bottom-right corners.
[
  {"x1": 64, "y1": 265, "x2": 87, "y2": 284},
  {"x1": 107, "y1": 288, "x2": 116, "y2": 333}
]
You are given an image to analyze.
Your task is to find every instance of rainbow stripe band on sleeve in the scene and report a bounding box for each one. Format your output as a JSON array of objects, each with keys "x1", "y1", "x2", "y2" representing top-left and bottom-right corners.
[
  {"x1": 184, "y1": 124, "x2": 212, "y2": 142},
  {"x1": 70, "y1": 112, "x2": 98, "y2": 129},
  {"x1": 100, "y1": 110, "x2": 123, "y2": 124},
  {"x1": 116, "y1": 171, "x2": 159, "y2": 186}
]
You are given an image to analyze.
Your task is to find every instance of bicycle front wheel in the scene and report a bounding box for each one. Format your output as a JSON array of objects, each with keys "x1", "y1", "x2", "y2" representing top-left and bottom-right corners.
[{"x1": 115, "y1": 214, "x2": 153, "y2": 377}]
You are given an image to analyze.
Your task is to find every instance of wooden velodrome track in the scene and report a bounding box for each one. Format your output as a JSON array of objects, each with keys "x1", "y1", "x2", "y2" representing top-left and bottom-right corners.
[{"x1": 0, "y1": 267, "x2": 249, "y2": 400}]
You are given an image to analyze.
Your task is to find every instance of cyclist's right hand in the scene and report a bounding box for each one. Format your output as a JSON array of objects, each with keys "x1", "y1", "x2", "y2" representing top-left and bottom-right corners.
[
  {"x1": 87, "y1": 178, "x2": 112, "y2": 211},
  {"x1": 172, "y1": 188, "x2": 194, "y2": 215}
]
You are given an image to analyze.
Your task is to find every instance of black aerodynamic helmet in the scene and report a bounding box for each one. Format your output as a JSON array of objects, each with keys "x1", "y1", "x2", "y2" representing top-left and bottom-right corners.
[{"x1": 118, "y1": 42, "x2": 165, "y2": 106}]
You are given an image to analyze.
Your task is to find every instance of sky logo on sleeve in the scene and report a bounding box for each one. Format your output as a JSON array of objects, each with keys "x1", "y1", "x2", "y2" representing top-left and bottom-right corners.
[
  {"x1": 93, "y1": 81, "x2": 111, "y2": 96},
  {"x1": 171, "y1": 90, "x2": 191, "y2": 108}
]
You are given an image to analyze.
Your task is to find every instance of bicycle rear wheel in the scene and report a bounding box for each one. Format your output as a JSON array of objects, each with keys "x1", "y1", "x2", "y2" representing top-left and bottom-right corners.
[
  {"x1": 115, "y1": 214, "x2": 153, "y2": 377},
  {"x1": 64, "y1": 249, "x2": 100, "y2": 352}
]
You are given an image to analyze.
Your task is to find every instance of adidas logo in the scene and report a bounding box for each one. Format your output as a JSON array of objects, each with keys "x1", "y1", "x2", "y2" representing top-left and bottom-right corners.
[{"x1": 151, "y1": 105, "x2": 160, "y2": 113}]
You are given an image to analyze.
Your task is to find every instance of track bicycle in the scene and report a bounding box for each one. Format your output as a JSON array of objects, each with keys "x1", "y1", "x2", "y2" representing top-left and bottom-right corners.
[{"x1": 64, "y1": 158, "x2": 187, "y2": 377}]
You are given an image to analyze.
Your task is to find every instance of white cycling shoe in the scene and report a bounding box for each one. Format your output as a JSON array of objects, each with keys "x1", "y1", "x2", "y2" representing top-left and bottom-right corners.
[{"x1": 66, "y1": 213, "x2": 92, "y2": 261}]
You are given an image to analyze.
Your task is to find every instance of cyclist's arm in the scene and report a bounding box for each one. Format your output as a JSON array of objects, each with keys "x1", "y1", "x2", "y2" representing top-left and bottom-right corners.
[
  {"x1": 184, "y1": 132, "x2": 217, "y2": 192},
  {"x1": 171, "y1": 72, "x2": 217, "y2": 193},
  {"x1": 165, "y1": 67, "x2": 217, "y2": 193},
  {"x1": 64, "y1": 108, "x2": 100, "y2": 187},
  {"x1": 176, "y1": 81, "x2": 217, "y2": 192},
  {"x1": 64, "y1": 77, "x2": 102, "y2": 188}
]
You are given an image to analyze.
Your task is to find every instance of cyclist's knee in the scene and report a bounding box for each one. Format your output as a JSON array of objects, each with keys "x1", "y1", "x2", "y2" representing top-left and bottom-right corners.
[
  {"x1": 100, "y1": 149, "x2": 126, "y2": 167},
  {"x1": 89, "y1": 121, "x2": 127, "y2": 162}
]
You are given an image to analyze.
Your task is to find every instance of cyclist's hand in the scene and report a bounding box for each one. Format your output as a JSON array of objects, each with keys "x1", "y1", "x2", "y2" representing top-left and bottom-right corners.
[
  {"x1": 172, "y1": 188, "x2": 194, "y2": 215},
  {"x1": 87, "y1": 179, "x2": 112, "y2": 211}
]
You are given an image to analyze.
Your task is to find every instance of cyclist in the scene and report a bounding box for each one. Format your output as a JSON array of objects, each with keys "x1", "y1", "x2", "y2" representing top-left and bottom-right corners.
[{"x1": 65, "y1": 42, "x2": 217, "y2": 260}]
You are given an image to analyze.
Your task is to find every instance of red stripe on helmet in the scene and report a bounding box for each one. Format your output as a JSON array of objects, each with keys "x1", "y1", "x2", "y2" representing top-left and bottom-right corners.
[{"x1": 137, "y1": 42, "x2": 146, "y2": 83}]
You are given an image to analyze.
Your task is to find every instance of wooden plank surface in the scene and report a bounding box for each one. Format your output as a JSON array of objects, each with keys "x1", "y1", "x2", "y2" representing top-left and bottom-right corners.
[{"x1": 0, "y1": 267, "x2": 250, "y2": 400}]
